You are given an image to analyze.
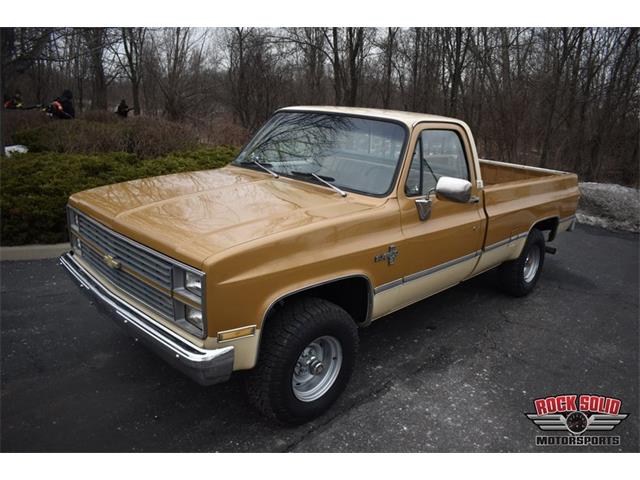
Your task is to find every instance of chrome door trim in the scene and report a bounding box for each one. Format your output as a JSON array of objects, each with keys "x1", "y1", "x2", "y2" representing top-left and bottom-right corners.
[
  {"x1": 483, "y1": 232, "x2": 529, "y2": 252},
  {"x1": 374, "y1": 278, "x2": 404, "y2": 294},
  {"x1": 404, "y1": 250, "x2": 481, "y2": 283},
  {"x1": 373, "y1": 249, "x2": 481, "y2": 295}
]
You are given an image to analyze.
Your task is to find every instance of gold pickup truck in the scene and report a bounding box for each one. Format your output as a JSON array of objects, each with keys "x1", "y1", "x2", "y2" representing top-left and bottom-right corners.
[{"x1": 61, "y1": 106, "x2": 579, "y2": 423}]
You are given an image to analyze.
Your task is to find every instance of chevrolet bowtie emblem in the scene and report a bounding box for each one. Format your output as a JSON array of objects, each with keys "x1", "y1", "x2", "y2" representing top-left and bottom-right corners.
[
  {"x1": 102, "y1": 254, "x2": 121, "y2": 270},
  {"x1": 374, "y1": 245, "x2": 399, "y2": 265}
]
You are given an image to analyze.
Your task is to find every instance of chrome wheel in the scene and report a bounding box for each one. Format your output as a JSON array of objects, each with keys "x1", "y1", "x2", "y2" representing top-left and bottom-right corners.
[
  {"x1": 292, "y1": 335, "x2": 343, "y2": 402},
  {"x1": 523, "y1": 246, "x2": 541, "y2": 283}
]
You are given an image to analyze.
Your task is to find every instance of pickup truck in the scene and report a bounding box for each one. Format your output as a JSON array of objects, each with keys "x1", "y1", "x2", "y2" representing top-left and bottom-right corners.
[{"x1": 61, "y1": 106, "x2": 579, "y2": 423}]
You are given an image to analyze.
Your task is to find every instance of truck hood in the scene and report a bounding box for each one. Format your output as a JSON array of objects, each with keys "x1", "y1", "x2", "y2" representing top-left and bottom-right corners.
[{"x1": 69, "y1": 165, "x2": 380, "y2": 267}]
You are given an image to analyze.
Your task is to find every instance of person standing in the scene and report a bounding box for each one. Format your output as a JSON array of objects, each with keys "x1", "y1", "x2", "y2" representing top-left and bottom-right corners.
[
  {"x1": 47, "y1": 90, "x2": 75, "y2": 119},
  {"x1": 116, "y1": 99, "x2": 132, "y2": 118}
]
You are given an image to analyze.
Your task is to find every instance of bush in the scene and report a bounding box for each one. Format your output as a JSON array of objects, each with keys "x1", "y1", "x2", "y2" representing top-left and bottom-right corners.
[
  {"x1": 2, "y1": 109, "x2": 51, "y2": 145},
  {"x1": 0, "y1": 147, "x2": 238, "y2": 245},
  {"x1": 9, "y1": 115, "x2": 202, "y2": 158},
  {"x1": 194, "y1": 114, "x2": 251, "y2": 147}
]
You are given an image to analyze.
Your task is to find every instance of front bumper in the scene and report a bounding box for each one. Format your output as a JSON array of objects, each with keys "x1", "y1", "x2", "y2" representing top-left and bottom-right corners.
[{"x1": 60, "y1": 252, "x2": 233, "y2": 386}]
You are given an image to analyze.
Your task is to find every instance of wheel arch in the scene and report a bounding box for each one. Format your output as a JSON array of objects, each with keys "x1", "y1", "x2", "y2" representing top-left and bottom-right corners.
[
  {"x1": 256, "y1": 274, "x2": 373, "y2": 361},
  {"x1": 531, "y1": 216, "x2": 560, "y2": 241},
  {"x1": 509, "y1": 215, "x2": 558, "y2": 260}
]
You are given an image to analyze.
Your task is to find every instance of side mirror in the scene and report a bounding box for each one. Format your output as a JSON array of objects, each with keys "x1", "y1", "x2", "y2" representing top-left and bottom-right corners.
[{"x1": 435, "y1": 176, "x2": 472, "y2": 203}]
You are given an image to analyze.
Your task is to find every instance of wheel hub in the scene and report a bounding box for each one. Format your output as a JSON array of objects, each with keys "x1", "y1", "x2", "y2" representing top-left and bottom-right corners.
[
  {"x1": 292, "y1": 335, "x2": 343, "y2": 402},
  {"x1": 308, "y1": 357, "x2": 324, "y2": 375},
  {"x1": 523, "y1": 245, "x2": 541, "y2": 283}
]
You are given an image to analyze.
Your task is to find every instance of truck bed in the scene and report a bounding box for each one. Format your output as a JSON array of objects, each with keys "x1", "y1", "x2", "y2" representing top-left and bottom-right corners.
[
  {"x1": 479, "y1": 159, "x2": 580, "y2": 248},
  {"x1": 480, "y1": 158, "x2": 561, "y2": 185}
]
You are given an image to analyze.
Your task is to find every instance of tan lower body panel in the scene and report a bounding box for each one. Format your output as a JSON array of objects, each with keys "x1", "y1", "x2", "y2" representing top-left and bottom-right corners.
[
  {"x1": 557, "y1": 215, "x2": 576, "y2": 234},
  {"x1": 469, "y1": 236, "x2": 527, "y2": 278},
  {"x1": 372, "y1": 254, "x2": 479, "y2": 320},
  {"x1": 204, "y1": 330, "x2": 261, "y2": 370},
  {"x1": 371, "y1": 232, "x2": 532, "y2": 320}
]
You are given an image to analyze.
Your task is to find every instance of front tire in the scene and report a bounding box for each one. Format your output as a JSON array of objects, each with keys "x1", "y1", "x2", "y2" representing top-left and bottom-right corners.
[
  {"x1": 497, "y1": 228, "x2": 546, "y2": 297},
  {"x1": 246, "y1": 297, "x2": 358, "y2": 424}
]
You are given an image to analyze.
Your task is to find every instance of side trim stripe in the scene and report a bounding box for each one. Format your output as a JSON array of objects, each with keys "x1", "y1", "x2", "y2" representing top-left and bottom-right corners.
[
  {"x1": 375, "y1": 215, "x2": 577, "y2": 296},
  {"x1": 483, "y1": 232, "x2": 528, "y2": 252},
  {"x1": 404, "y1": 250, "x2": 481, "y2": 283},
  {"x1": 374, "y1": 250, "x2": 481, "y2": 295},
  {"x1": 374, "y1": 278, "x2": 404, "y2": 294}
]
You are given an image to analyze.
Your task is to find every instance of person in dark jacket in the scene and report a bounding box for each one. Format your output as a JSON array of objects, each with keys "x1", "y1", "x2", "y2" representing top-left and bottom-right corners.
[
  {"x1": 116, "y1": 99, "x2": 132, "y2": 118},
  {"x1": 48, "y1": 89, "x2": 75, "y2": 119}
]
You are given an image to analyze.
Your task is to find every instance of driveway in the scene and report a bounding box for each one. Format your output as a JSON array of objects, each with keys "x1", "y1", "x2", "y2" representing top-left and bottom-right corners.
[{"x1": 1, "y1": 224, "x2": 638, "y2": 452}]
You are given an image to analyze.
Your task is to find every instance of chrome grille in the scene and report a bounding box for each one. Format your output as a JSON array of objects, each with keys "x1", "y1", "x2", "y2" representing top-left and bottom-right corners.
[
  {"x1": 77, "y1": 215, "x2": 172, "y2": 289},
  {"x1": 73, "y1": 211, "x2": 174, "y2": 319}
]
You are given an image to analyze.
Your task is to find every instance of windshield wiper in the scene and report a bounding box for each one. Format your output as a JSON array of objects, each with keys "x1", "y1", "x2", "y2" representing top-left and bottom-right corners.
[
  {"x1": 290, "y1": 171, "x2": 347, "y2": 197},
  {"x1": 240, "y1": 159, "x2": 279, "y2": 178}
]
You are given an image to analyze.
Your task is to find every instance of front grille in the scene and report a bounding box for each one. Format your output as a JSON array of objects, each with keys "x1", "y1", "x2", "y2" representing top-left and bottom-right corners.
[
  {"x1": 78, "y1": 215, "x2": 173, "y2": 290},
  {"x1": 73, "y1": 211, "x2": 174, "y2": 319}
]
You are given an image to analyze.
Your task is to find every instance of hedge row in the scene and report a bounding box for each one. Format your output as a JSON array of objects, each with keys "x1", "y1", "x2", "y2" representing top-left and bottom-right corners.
[
  {"x1": 0, "y1": 147, "x2": 238, "y2": 246},
  {"x1": 9, "y1": 114, "x2": 201, "y2": 159}
]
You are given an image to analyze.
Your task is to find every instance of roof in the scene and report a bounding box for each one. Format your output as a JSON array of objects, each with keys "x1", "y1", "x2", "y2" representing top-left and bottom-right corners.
[{"x1": 278, "y1": 105, "x2": 465, "y2": 128}]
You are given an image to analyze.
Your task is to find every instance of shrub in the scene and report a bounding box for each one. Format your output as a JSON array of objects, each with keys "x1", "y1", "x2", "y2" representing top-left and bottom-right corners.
[
  {"x1": 0, "y1": 147, "x2": 238, "y2": 245},
  {"x1": 9, "y1": 115, "x2": 202, "y2": 158},
  {"x1": 2, "y1": 109, "x2": 51, "y2": 145},
  {"x1": 194, "y1": 114, "x2": 251, "y2": 147}
]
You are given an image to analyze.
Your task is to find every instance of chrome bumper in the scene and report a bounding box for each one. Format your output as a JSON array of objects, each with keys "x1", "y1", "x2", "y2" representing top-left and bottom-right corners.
[{"x1": 60, "y1": 252, "x2": 234, "y2": 386}]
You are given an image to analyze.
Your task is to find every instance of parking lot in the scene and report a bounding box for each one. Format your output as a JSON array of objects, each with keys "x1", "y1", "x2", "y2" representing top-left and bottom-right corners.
[{"x1": 1, "y1": 224, "x2": 638, "y2": 452}]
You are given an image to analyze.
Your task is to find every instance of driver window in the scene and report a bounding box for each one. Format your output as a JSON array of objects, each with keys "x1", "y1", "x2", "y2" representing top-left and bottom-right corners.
[{"x1": 405, "y1": 129, "x2": 469, "y2": 197}]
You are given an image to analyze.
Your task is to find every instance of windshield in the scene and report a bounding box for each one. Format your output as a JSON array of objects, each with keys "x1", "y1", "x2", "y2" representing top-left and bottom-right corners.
[{"x1": 233, "y1": 112, "x2": 407, "y2": 196}]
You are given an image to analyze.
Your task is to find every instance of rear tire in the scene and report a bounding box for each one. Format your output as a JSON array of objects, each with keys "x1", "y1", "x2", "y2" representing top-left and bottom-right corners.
[
  {"x1": 246, "y1": 297, "x2": 358, "y2": 424},
  {"x1": 497, "y1": 229, "x2": 546, "y2": 297}
]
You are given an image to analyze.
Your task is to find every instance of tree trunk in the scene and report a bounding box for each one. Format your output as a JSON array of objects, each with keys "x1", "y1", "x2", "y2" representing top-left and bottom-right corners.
[
  {"x1": 382, "y1": 28, "x2": 397, "y2": 109},
  {"x1": 132, "y1": 79, "x2": 141, "y2": 115},
  {"x1": 331, "y1": 28, "x2": 343, "y2": 105},
  {"x1": 83, "y1": 28, "x2": 108, "y2": 110}
]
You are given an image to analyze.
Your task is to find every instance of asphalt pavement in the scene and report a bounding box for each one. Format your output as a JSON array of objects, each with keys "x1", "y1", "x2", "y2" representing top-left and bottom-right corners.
[{"x1": 1, "y1": 224, "x2": 638, "y2": 452}]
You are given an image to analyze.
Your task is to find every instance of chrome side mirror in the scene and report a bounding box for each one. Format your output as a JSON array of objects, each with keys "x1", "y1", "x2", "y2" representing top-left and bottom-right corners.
[
  {"x1": 415, "y1": 198, "x2": 432, "y2": 221},
  {"x1": 435, "y1": 176, "x2": 472, "y2": 203}
]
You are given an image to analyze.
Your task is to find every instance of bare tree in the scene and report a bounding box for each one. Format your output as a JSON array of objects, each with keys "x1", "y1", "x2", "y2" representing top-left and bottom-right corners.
[
  {"x1": 3, "y1": 27, "x2": 638, "y2": 185},
  {"x1": 115, "y1": 27, "x2": 147, "y2": 115},
  {"x1": 147, "y1": 27, "x2": 208, "y2": 121},
  {"x1": 81, "y1": 28, "x2": 109, "y2": 110},
  {"x1": 226, "y1": 28, "x2": 286, "y2": 130}
]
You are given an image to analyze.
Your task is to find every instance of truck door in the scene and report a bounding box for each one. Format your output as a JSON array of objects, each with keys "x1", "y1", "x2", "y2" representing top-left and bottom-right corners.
[{"x1": 373, "y1": 123, "x2": 486, "y2": 318}]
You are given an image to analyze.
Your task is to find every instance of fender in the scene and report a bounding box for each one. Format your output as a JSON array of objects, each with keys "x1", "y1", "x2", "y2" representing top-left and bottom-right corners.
[{"x1": 256, "y1": 273, "x2": 374, "y2": 361}]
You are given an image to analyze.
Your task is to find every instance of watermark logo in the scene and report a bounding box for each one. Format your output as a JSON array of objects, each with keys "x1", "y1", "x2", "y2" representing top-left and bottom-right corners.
[{"x1": 526, "y1": 394, "x2": 628, "y2": 446}]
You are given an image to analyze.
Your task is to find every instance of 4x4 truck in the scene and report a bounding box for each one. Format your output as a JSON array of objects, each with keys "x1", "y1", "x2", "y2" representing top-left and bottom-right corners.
[{"x1": 61, "y1": 106, "x2": 579, "y2": 423}]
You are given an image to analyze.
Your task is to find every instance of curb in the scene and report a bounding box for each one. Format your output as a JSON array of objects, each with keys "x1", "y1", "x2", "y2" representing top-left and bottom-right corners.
[{"x1": 0, "y1": 243, "x2": 70, "y2": 262}]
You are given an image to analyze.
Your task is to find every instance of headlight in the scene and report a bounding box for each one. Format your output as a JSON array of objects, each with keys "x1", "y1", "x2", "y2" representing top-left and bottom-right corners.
[
  {"x1": 68, "y1": 207, "x2": 79, "y2": 232},
  {"x1": 185, "y1": 271, "x2": 202, "y2": 295},
  {"x1": 71, "y1": 234, "x2": 82, "y2": 255},
  {"x1": 172, "y1": 266, "x2": 206, "y2": 337},
  {"x1": 185, "y1": 305, "x2": 204, "y2": 330}
]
